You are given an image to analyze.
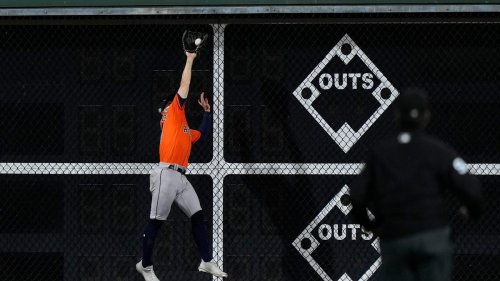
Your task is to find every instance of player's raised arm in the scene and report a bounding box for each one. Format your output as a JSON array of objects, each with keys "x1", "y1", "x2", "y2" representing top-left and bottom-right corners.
[{"x1": 177, "y1": 52, "x2": 197, "y2": 99}]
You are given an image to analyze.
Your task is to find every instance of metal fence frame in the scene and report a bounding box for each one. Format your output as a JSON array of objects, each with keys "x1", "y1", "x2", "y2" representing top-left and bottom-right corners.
[{"x1": 1, "y1": 4, "x2": 500, "y2": 17}]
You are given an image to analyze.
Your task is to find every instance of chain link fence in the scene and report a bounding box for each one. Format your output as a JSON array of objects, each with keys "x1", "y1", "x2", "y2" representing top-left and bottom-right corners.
[{"x1": 0, "y1": 14, "x2": 499, "y2": 281}]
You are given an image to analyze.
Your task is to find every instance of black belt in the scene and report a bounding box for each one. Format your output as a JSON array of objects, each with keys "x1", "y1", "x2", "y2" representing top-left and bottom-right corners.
[{"x1": 168, "y1": 165, "x2": 186, "y2": 175}]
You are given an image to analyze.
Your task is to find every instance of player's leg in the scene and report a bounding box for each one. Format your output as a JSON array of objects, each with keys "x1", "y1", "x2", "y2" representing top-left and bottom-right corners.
[
  {"x1": 173, "y1": 176, "x2": 207, "y2": 259},
  {"x1": 412, "y1": 227, "x2": 453, "y2": 281},
  {"x1": 175, "y1": 176, "x2": 228, "y2": 277},
  {"x1": 136, "y1": 219, "x2": 163, "y2": 281},
  {"x1": 137, "y1": 168, "x2": 177, "y2": 281},
  {"x1": 378, "y1": 238, "x2": 415, "y2": 281},
  {"x1": 144, "y1": 169, "x2": 177, "y2": 263},
  {"x1": 141, "y1": 219, "x2": 164, "y2": 267},
  {"x1": 191, "y1": 211, "x2": 212, "y2": 262},
  {"x1": 149, "y1": 169, "x2": 178, "y2": 221}
]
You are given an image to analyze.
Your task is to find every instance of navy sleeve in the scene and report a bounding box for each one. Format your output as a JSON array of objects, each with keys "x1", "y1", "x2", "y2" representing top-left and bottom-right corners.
[
  {"x1": 198, "y1": 112, "x2": 213, "y2": 142},
  {"x1": 178, "y1": 93, "x2": 187, "y2": 107}
]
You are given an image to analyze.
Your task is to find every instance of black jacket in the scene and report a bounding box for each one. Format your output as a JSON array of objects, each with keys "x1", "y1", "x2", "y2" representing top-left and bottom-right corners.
[{"x1": 350, "y1": 131, "x2": 482, "y2": 240}]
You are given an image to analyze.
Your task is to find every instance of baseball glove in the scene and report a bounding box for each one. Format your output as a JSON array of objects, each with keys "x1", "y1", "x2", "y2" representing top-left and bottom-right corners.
[{"x1": 182, "y1": 30, "x2": 208, "y2": 54}]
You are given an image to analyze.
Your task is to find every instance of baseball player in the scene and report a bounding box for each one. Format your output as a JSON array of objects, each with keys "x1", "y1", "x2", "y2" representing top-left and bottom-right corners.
[
  {"x1": 350, "y1": 88, "x2": 482, "y2": 281},
  {"x1": 136, "y1": 51, "x2": 227, "y2": 281}
]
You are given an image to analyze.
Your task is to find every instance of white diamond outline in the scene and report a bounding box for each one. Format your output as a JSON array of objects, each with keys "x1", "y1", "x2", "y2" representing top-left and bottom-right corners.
[
  {"x1": 292, "y1": 34, "x2": 399, "y2": 153},
  {"x1": 292, "y1": 185, "x2": 381, "y2": 281}
]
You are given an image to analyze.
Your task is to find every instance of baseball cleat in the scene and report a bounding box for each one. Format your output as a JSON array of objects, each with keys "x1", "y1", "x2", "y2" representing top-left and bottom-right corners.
[
  {"x1": 136, "y1": 260, "x2": 160, "y2": 281},
  {"x1": 198, "y1": 260, "x2": 228, "y2": 278}
]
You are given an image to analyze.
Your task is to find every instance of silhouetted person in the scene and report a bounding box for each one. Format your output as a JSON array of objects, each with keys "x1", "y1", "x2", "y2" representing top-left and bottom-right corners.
[{"x1": 351, "y1": 88, "x2": 482, "y2": 281}]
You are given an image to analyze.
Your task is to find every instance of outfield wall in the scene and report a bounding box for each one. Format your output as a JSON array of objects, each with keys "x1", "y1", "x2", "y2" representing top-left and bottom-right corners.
[{"x1": 0, "y1": 6, "x2": 499, "y2": 281}]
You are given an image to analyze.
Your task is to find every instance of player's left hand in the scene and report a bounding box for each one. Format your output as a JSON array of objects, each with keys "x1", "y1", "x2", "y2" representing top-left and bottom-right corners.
[{"x1": 198, "y1": 92, "x2": 211, "y2": 112}]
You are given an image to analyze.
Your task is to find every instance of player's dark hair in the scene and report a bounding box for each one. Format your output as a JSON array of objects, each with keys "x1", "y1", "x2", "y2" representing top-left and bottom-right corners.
[
  {"x1": 395, "y1": 87, "x2": 430, "y2": 131},
  {"x1": 157, "y1": 93, "x2": 176, "y2": 115}
]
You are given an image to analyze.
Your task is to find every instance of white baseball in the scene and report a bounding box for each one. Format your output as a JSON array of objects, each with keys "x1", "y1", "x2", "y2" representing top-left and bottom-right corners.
[{"x1": 195, "y1": 38, "x2": 202, "y2": 46}]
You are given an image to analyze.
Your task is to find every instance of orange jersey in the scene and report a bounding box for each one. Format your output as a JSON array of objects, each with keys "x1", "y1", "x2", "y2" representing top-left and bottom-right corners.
[{"x1": 159, "y1": 94, "x2": 201, "y2": 167}]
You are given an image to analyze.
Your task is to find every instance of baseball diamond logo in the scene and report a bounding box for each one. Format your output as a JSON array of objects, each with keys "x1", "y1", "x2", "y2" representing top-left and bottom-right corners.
[
  {"x1": 292, "y1": 34, "x2": 399, "y2": 153},
  {"x1": 293, "y1": 185, "x2": 381, "y2": 281}
]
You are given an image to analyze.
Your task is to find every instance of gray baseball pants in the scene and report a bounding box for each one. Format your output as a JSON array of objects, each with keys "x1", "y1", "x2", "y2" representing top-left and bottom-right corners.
[{"x1": 149, "y1": 163, "x2": 202, "y2": 220}]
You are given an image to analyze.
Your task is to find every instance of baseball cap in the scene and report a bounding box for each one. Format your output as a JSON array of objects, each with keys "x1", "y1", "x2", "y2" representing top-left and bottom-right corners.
[
  {"x1": 157, "y1": 93, "x2": 176, "y2": 115},
  {"x1": 395, "y1": 87, "x2": 430, "y2": 130}
]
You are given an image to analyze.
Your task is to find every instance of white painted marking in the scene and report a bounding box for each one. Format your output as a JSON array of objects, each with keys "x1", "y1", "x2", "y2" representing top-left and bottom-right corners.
[
  {"x1": 0, "y1": 162, "x2": 497, "y2": 175},
  {"x1": 292, "y1": 34, "x2": 399, "y2": 153},
  {"x1": 293, "y1": 185, "x2": 380, "y2": 281}
]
